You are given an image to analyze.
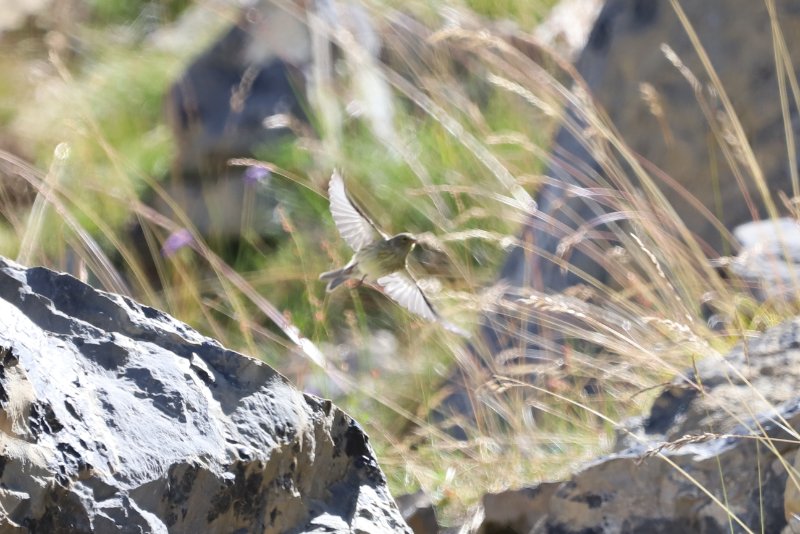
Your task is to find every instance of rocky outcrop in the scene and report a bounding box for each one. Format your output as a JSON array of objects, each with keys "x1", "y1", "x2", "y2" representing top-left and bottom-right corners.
[
  {"x1": 161, "y1": 0, "x2": 388, "y2": 241},
  {"x1": 166, "y1": 3, "x2": 310, "y2": 177},
  {"x1": 499, "y1": 0, "x2": 800, "y2": 324},
  {"x1": 159, "y1": 1, "x2": 311, "y2": 241},
  {"x1": 0, "y1": 257, "x2": 410, "y2": 533},
  {"x1": 473, "y1": 317, "x2": 800, "y2": 533}
]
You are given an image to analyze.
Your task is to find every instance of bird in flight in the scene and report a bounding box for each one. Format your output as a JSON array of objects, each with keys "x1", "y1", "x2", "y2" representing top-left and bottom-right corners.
[{"x1": 320, "y1": 170, "x2": 467, "y2": 336}]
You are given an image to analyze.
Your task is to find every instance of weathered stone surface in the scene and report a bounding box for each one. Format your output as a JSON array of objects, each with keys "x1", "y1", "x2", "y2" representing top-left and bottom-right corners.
[
  {"x1": 473, "y1": 318, "x2": 800, "y2": 533},
  {"x1": 0, "y1": 257, "x2": 410, "y2": 533}
]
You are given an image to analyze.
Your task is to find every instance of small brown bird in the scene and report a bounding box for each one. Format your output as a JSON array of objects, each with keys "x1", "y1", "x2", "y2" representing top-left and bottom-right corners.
[{"x1": 320, "y1": 170, "x2": 445, "y2": 326}]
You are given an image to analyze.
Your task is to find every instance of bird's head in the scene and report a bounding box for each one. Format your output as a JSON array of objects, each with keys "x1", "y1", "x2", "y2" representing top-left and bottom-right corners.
[{"x1": 389, "y1": 233, "x2": 417, "y2": 253}]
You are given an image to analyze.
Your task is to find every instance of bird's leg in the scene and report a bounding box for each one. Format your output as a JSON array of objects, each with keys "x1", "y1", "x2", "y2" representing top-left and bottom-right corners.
[{"x1": 356, "y1": 275, "x2": 367, "y2": 287}]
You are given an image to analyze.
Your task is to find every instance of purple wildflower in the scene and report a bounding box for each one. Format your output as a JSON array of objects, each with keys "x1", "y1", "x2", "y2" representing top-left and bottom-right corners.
[
  {"x1": 243, "y1": 166, "x2": 271, "y2": 185},
  {"x1": 161, "y1": 228, "x2": 193, "y2": 257}
]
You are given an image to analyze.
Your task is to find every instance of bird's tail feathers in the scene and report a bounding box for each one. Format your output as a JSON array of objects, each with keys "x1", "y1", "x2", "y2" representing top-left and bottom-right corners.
[{"x1": 319, "y1": 264, "x2": 356, "y2": 292}]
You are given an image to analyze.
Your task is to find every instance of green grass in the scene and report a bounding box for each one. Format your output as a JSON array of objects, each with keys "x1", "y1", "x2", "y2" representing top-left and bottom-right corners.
[
  {"x1": 464, "y1": 0, "x2": 559, "y2": 29},
  {"x1": 2, "y1": 0, "x2": 799, "y2": 529}
]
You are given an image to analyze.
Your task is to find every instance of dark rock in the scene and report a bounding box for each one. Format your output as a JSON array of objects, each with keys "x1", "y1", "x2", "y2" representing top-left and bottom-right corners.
[
  {"x1": 397, "y1": 490, "x2": 438, "y2": 534},
  {"x1": 146, "y1": 0, "x2": 389, "y2": 252},
  {"x1": 155, "y1": 2, "x2": 312, "y2": 243},
  {"x1": 629, "y1": 316, "x2": 800, "y2": 445},
  {"x1": 0, "y1": 257, "x2": 411, "y2": 533},
  {"x1": 472, "y1": 317, "x2": 800, "y2": 533},
  {"x1": 166, "y1": 14, "x2": 309, "y2": 176},
  {"x1": 493, "y1": 0, "x2": 800, "y2": 347}
]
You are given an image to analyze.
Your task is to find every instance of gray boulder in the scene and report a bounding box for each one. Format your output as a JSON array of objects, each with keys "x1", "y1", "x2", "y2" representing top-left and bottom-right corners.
[
  {"x1": 159, "y1": 3, "x2": 311, "y2": 241},
  {"x1": 726, "y1": 218, "x2": 800, "y2": 302},
  {"x1": 494, "y1": 0, "x2": 800, "y2": 347},
  {"x1": 473, "y1": 317, "x2": 800, "y2": 533},
  {"x1": 166, "y1": 7, "x2": 309, "y2": 177},
  {"x1": 0, "y1": 257, "x2": 410, "y2": 533}
]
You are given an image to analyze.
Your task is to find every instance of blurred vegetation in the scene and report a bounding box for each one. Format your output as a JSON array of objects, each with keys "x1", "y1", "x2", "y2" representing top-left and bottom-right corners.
[
  {"x1": 88, "y1": 0, "x2": 192, "y2": 24},
  {"x1": 464, "y1": 0, "x2": 558, "y2": 29},
  {"x1": 0, "y1": 0, "x2": 797, "y2": 527}
]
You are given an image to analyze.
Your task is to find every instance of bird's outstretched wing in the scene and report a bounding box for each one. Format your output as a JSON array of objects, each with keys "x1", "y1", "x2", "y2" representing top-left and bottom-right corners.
[
  {"x1": 377, "y1": 272, "x2": 471, "y2": 338},
  {"x1": 377, "y1": 271, "x2": 439, "y2": 322},
  {"x1": 328, "y1": 170, "x2": 388, "y2": 252}
]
